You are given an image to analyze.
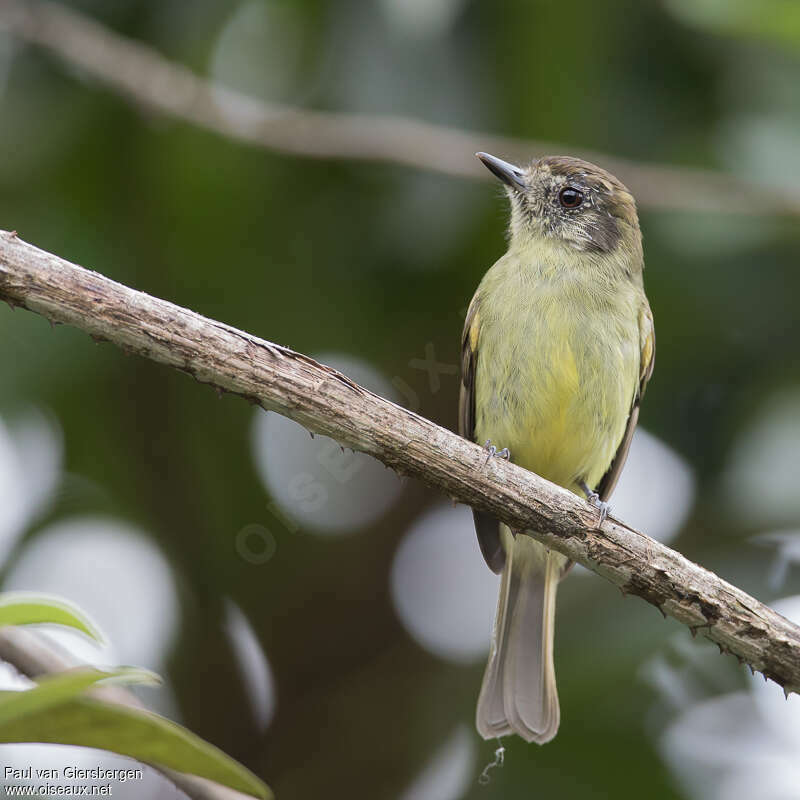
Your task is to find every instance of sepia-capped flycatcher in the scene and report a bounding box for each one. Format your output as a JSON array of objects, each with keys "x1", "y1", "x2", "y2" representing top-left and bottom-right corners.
[{"x1": 460, "y1": 152, "x2": 655, "y2": 743}]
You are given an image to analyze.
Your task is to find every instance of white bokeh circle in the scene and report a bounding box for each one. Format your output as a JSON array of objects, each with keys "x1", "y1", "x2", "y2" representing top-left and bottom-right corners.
[
  {"x1": 399, "y1": 724, "x2": 476, "y2": 800},
  {"x1": 609, "y1": 427, "x2": 695, "y2": 544},
  {"x1": 0, "y1": 411, "x2": 61, "y2": 565},
  {"x1": 4, "y1": 516, "x2": 178, "y2": 670},
  {"x1": 252, "y1": 353, "x2": 405, "y2": 535},
  {"x1": 390, "y1": 503, "x2": 499, "y2": 663},
  {"x1": 750, "y1": 595, "x2": 800, "y2": 748},
  {"x1": 224, "y1": 599, "x2": 276, "y2": 732},
  {"x1": 722, "y1": 389, "x2": 800, "y2": 526}
]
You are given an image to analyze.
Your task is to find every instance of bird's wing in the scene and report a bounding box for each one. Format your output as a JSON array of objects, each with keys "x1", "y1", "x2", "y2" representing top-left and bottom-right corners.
[
  {"x1": 459, "y1": 297, "x2": 506, "y2": 573},
  {"x1": 596, "y1": 301, "x2": 656, "y2": 501}
]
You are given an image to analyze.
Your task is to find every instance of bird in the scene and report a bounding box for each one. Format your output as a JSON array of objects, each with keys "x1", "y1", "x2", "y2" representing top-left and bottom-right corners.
[{"x1": 460, "y1": 152, "x2": 654, "y2": 743}]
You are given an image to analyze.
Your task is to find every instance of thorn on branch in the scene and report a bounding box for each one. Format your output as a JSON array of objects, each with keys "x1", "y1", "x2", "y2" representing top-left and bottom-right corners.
[{"x1": 689, "y1": 623, "x2": 710, "y2": 639}]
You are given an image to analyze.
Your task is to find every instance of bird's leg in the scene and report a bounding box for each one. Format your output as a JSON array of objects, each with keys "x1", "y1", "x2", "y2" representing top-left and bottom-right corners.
[
  {"x1": 578, "y1": 479, "x2": 610, "y2": 525},
  {"x1": 483, "y1": 440, "x2": 511, "y2": 465}
]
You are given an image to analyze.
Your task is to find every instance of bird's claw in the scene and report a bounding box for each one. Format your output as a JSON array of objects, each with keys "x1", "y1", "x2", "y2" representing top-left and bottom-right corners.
[
  {"x1": 483, "y1": 440, "x2": 511, "y2": 465},
  {"x1": 592, "y1": 497, "x2": 611, "y2": 525},
  {"x1": 579, "y1": 481, "x2": 611, "y2": 526}
]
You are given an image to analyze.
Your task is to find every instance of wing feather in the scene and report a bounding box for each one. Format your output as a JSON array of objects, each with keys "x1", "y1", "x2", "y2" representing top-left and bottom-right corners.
[
  {"x1": 596, "y1": 302, "x2": 655, "y2": 501},
  {"x1": 459, "y1": 299, "x2": 506, "y2": 573}
]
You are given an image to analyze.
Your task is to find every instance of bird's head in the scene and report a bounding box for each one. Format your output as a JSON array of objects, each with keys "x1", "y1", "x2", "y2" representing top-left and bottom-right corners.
[{"x1": 477, "y1": 152, "x2": 642, "y2": 265}]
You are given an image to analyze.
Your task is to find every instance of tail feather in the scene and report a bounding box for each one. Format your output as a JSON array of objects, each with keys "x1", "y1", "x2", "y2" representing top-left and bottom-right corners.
[
  {"x1": 475, "y1": 557, "x2": 516, "y2": 739},
  {"x1": 476, "y1": 530, "x2": 562, "y2": 744}
]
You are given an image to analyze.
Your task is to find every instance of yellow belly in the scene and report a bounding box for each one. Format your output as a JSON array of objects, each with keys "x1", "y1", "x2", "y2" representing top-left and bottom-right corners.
[{"x1": 473, "y1": 270, "x2": 640, "y2": 495}]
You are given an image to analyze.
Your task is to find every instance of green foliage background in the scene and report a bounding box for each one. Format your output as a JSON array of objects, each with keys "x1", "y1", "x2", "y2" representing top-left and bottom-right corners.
[{"x1": 1, "y1": 1, "x2": 800, "y2": 798}]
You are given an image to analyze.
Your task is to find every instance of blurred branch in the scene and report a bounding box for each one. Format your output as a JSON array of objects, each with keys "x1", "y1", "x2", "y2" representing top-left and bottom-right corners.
[
  {"x1": 0, "y1": 626, "x2": 260, "y2": 800},
  {"x1": 1, "y1": 0, "x2": 800, "y2": 217},
  {"x1": 2, "y1": 231, "x2": 800, "y2": 697}
]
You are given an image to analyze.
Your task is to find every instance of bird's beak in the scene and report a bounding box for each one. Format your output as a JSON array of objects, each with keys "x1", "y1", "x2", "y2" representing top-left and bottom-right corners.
[{"x1": 476, "y1": 152, "x2": 527, "y2": 191}]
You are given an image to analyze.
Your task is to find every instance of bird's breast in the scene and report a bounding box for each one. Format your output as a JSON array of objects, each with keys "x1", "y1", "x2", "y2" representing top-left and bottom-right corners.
[{"x1": 473, "y1": 269, "x2": 640, "y2": 493}]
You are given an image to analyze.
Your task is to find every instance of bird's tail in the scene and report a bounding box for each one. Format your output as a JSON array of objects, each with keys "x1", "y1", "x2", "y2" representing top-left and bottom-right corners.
[{"x1": 476, "y1": 528, "x2": 562, "y2": 743}]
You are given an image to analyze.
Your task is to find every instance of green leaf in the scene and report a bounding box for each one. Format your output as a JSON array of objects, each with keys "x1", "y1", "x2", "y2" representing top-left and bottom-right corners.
[
  {"x1": 0, "y1": 592, "x2": 105, "y2": 642},
  {"x1": 0, "y1": 666, "x2": 158, "y2": 726},
  {"x1": 0, "y1": 691, "x2": 271, "y2": 799},
  {"x1": 665, "y1": 0, "x2": 800, "y2": 50}
]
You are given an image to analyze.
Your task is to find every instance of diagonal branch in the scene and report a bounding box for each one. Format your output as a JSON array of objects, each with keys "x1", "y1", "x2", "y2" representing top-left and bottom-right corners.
[
  {"x1": 1, "y1": 229, "x2": 799, "y2": 695},
  {"x1": 1, "y1": 0, "x2": 799, "y2": 217}
]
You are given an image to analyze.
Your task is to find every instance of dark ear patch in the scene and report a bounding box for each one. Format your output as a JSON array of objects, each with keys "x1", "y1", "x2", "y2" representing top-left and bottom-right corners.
[
  {"x1": 586, "y1": 212, "x2": 621, "y2": 253},
  {"x1": 605, "y1": 189, "x2": 639, "y2": 227}
]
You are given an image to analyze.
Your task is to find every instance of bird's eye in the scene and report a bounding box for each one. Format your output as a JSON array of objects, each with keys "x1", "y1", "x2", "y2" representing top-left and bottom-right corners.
[{"x1": 558, "y1": 187, "x2": 584, "y2": 209}]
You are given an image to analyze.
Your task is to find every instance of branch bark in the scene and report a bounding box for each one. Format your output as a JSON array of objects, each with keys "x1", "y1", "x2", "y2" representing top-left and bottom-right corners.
[
  {"x1": 1, "y1": 0, "x2": 799, "y2": 217},
  {"x1": 1, "y1": 230, "x2": 799, "y2": 696}
]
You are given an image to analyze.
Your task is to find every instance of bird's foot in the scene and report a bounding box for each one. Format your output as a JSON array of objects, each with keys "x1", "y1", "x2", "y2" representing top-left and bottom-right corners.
[
  {"x1": 483, "y1": 440, "x2": 510, "y2": 465},
  {"x1": 592, "y1": 497, "x2": 611, "y2": 525},
  {"x1": 578, "y1": 480, "x2": 610, "y2": 525}
]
